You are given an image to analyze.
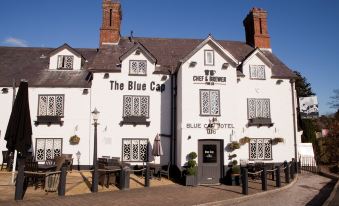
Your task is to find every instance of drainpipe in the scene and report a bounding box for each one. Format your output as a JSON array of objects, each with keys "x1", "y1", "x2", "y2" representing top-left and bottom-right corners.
[
  {"x1": 170, "y1": 71, "x2": 177, "y2": 166},
  {"x1": 290, "y1": 79, "x2": 298, "y2": 161}
]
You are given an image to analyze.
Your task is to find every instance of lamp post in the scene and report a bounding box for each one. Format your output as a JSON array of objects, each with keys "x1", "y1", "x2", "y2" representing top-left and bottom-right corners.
[
  {"x1": 76, "y1": 150, "x2": 81, "y2": 171},
  {"x1": 91, "y1": 108, "x2": 100, "y2": 192}
]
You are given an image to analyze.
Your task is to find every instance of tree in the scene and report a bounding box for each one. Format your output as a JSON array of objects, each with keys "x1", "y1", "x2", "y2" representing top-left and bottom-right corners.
[
  {"x1": 293, "y1": 71, "x2": 315, "y2": 97},
  {"x1": 328, "y1": 89, "x2": 339, "y2": 110}
]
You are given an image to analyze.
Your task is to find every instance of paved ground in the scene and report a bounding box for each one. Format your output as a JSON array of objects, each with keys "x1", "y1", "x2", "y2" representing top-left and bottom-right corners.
[
  {"x1": 0, "y1": 172, "x2": 335, "y2": 206},
  {"x1": 208, "y1": 172, "x2": 336, "y2": 206}
]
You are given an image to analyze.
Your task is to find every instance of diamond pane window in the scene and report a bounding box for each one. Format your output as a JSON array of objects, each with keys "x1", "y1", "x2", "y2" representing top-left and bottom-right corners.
[
  {"x1": 38, "y1": 95, "x2": 64, "y2": 116},
  {"x1": 247, "y1": 98, "x2": 270, "y2": 119},
  {"x1": 35, "y1": 138, "x2": 62, "y2": 162},
  {"x1": 129, "y1": 60, "x2": 147, "y2": 75},
  {"x1": 57, "y1": 55, "x2": 74, "y2": 69},
  {"x1": 200, "y1": 90, "x2": 220, "y2": 116},
  {"x1": 123, "y1": 95, "x2": 149, "y2": 117},
  {"x1": 249, "y1": 65, "x2": 265, "y2": 79},
  {"x1": 122, "y1": 139, "x2": 148, "y2": 162},
  {"x1": 249, "y1": 138, "x2": 272, "y2": 160}
]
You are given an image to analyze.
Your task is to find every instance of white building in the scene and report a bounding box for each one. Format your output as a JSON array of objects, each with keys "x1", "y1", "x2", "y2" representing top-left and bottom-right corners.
[{"x1": 0, "y1": 1, "x2": 301, "y2": 184}]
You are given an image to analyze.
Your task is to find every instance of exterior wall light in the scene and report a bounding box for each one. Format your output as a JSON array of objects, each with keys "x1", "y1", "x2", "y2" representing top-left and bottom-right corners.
[
  {"x1": 82, "y1": 89, "x2": 89, "y2": 95},
  {"x1": 189, "y1": 61, "x2": 197, "y2": 67},
  {"x1": 1, "y1": 88, "x2": 9, "y2": 94},
  {"x1": 103, "y1": 73, "x2": 109, "y2": 79},
  {"x1": 276, "y1": 79, "x2": 283, "y2": 85},
  {"x1": 135, "y1": 49, "x2": 141, "y2": 55},
  {"x1": 222, "y1": 62, "x2": 229, "y2": 70}
]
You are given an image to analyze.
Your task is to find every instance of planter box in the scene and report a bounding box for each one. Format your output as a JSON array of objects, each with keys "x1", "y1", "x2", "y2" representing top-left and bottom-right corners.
[
  {"x1": 35, "y1": 116, "x2": 63, "y2": 126},
  {"x1": 119, "y1": 116, "x2": 150, "y2": 127},
  {"x1": 248, "y1": 118, "x2": 273, "y2": 127},
  {"x1": 185, "y1": 175, "x2": 197, "y2": 186}
]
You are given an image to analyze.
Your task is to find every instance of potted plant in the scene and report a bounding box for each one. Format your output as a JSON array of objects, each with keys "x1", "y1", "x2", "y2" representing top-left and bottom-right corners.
[
  {"x1": 239, "y1": 137, "x2": 251, "y2": 145},
  {"x1": 228, "y1": 141, "x2": 240, "y2": 151},
  {"x1": 69, "y1": 135, "x2": 80, "y2": 145},
  {"x1": 272, "y1": 137, "x2": 284, "y2": 145},
  {"x1": 184, "y1": 152, "x2": 198, "y2": 186},
  {"x1": 231, "y1": 160, "x2": 241, "y2": 185}
]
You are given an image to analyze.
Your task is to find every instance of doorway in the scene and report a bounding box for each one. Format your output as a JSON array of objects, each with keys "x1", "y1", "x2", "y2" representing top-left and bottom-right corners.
[{"x1": 198, "y1": 140, "x2": 223, "y2": 184}]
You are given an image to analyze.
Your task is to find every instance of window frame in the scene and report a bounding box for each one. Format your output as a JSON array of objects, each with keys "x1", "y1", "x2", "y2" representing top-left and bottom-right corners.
[
  {"x1": 199, "y1": 89, "x2": 221, "y2": 116},
  {"x1": 121, "y1": 138, "x2": 149, "y2": 162},
  {"x1": 57, "y1": 55, "x2": 74, "y2": 70},
  {"x1": 249, "y1": 65, "x2": 266, "y2": 80},
  {"x1": 247, "y1": 98, "x2": 271, "y2": 119},
  {"x1": 35, "y1": 138, "x2": 63, "y2": 162},
  {"x1": 122, "y1": 95, "x2": 150, "y2": 118},
  {"x1": 204, "y1": 50, "x2": 215, "y2": 66},
  {"x1": 37, "y1": 94, "x2": 65, "y2": 117},
  {"x1": 129, "y1": 60, "x2": 147, "y2": 76},
  {"x1": 248, "y1": 138, "x2": 272, "y2": 160}
]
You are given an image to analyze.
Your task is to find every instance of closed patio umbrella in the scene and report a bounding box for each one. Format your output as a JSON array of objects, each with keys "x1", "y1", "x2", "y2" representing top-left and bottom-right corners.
[
  {"x1": 4, "y1": 80, "x2": 32, "y2": 200},
  {"x1": 152, "y1": 134, "x2": 163, "y2": 157}
]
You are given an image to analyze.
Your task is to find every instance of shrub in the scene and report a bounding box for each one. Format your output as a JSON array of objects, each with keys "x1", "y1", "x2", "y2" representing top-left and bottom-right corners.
[
  {"x1": 232, "y1": 160, "x2": 238, "y2": 166},
  {"x1": 185, "y1": 152, "x2": 197, "y2": 176},
  {"x1": 232, "y1": 165, "x2": 240, "y2": 174}
]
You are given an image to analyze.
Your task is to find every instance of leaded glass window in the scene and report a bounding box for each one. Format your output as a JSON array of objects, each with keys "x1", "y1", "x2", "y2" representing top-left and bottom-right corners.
[
  {"x1": 247, "y1": 98, "x2": 270, "y2": 119},
  {"x1": 200, "y1": 90, "x2": 220, "y2": 116},
  {"x1": 129, "y1": 60, "x2": 147, "y2": 75},
  {"x1": 57, "y1": 55, "x2": 74, "y2": 69},
  {"x1": 122, "y1": 139, "x2": 148, "y2": 162},
  {"x1": 204, "y1": 50, "x2": 214, "y2": 66},
  {"x1": 249, "y1": 65, "x2": 265, "y2": 79},
  {"x1": 38, "y1": 95, "x2": 64, "y2": 116},
  {"x1": 35, "y1": 138, "x2": 62, "y2": 162},
  {"x1": 123, "y1": 95, "x2": 149, "y2": 117},
  {"x1": 249, "y1": 138, "x2": 272, "y2": 160}
]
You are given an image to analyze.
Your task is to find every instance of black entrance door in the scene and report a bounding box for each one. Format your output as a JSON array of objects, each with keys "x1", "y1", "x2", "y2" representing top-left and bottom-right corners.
[{"x1": 198, "y1": 140, "x2": 223, "y2": 184}]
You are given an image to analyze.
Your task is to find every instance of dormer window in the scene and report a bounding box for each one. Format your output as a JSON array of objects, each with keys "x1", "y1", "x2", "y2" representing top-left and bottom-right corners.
[
  {"x1": 57, "y1": 55, "x2": 74, "y2": 70},
  {"x1": 249, "y1": 65, "x2": 265, "y2": 79},
  {"x1": 129, "y1": 60, "x2": 147, "y2": 76},
  {"x1": 204, "y1": 50, "x2": 214, "y2": 66}
]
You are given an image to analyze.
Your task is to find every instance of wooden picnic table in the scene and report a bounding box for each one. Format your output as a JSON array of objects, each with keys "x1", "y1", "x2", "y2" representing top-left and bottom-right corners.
[{"x1": 38, "y1": 164, "x2": 57, "y2": 172}]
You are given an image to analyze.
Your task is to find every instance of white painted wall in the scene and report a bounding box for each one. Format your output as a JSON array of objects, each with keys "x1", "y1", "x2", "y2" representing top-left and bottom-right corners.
[
  {"x1": 176, "y1": 42, "x2": 299, "y2": 168},
  {"x1": 49, "y1": 48, "x2": 82, "y2": 70},
  {"x1": 0, "y1": 87, "x2": 92, "y2": 166},
  {"x1": 90, "y1": 51, "x2": 172, "y2": 165}
]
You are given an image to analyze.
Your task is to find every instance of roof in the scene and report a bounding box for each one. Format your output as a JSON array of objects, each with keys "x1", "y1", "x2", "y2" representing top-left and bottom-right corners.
[
  {"x1": 0, "y1": 46, "x2": 97, "y2": 87},
  {"x1": 89, "y1": 37, "x2": 296, "y2": 78},
  {"x1": 0, "y1": 37, "x2": 296, "y2": 88}
]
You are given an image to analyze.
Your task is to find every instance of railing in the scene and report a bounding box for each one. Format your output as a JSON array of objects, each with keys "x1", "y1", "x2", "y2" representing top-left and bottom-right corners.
[
  {"x1": 299, "y1": 155, "x2": 320, "y2": 174},
  {"x1": 241, "y1": 159, "x2": 298, "y2": 195}
]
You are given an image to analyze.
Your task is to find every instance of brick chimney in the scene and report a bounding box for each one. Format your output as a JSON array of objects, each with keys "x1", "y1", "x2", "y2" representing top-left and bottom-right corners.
[
  {"x1": 99, "y1": 0, "x2": 121, "y2": 46},
  {"x1": 243, "y1": 8, "x2": 270, "y2": 49}
]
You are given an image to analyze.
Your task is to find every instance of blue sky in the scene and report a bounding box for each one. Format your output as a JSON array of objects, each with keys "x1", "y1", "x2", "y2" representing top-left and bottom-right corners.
[{"x1": 0, "y1": 0, "x2": 338, "y2": 114}]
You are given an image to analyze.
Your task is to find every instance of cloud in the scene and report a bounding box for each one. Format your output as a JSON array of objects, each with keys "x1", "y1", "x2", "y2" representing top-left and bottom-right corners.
[{"x1": 3, "y1": 37, "x2": 28, "y2": 47}]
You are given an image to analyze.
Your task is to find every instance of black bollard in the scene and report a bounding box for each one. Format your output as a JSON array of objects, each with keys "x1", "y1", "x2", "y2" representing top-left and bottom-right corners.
[
  {"x1": 58, "y1": 164, "x2": 67, "y2": 196},
  {"x1": 290, "y1": 161, "x2": 295, "y2": 180},
  {"x1": 119, "y1": 167, "x2": 130, "y2": 190},
  {"x1": 284, "y1": 161, "x2": 290, "y2": 183},
  {"x1": 15, "y1": 157, "x2": 26, "y2": 200},
  {"x1": 145, "y1": 163, "x2": 150, "y2": 187},
  {"x1": 241, "y1": 167, "x2": 248, "y2": 195},
  {"x1": 261, "y1": 167, "x2": 267, "y2": 191},
  {"x1": 275, "y1": 166, "x2": 281, "y2": 187}
]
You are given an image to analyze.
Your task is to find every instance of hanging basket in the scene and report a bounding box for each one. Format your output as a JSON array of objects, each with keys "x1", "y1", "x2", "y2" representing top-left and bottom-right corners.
[
  {"x1": 228, "y1": 141, "x2": 240, "y2": 151},
  {"x1": 239, "y1": 137, "x2": 251, "y2": 145},
  {"x1": 69, "y1": 135, "x2": 80, "y2": 145}
]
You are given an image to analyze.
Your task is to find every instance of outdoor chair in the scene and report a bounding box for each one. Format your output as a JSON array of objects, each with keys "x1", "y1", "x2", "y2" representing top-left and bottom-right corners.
[
  {"x1": 248, "y1": 162, "x2": 264, "y2": 180},
  {"x1": 61, "y1": 154, "x2": 73, "y2": 171},
  {"x1": 24, "y1": 160, "x2": 44, "y2": 188},
  {"x1": 1, "y1": 150, "x2": 9, "y2": 171},
  {"x1": 44, "y1": 172, "x2": 61, "y2": 192},
  {"x1": 159, "y1": 162, "x2": 170, "y2": 180}
]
